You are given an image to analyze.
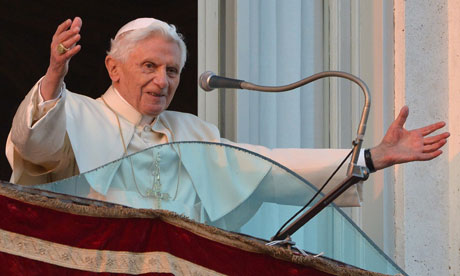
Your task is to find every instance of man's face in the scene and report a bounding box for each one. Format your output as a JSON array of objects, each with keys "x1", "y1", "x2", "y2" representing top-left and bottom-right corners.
[{"x1": 111, "y1": 35, "x2": 181, "y2": 117}]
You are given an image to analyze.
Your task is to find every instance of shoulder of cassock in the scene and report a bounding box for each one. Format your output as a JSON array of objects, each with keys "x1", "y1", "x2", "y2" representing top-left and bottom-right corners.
[{"x1": 66, "y1": 93, "x2": 223, "y2": 173}]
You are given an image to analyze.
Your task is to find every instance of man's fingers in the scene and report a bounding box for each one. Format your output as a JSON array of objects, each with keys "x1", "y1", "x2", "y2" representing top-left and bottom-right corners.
[
  {"x1": 419, "y1": 150, "x2": 443, "y2": 161},
  {"x1": 424, "y1": 132, "x2": 450, "y2": 145},
  {"x1": 56, "y1": 25, "x2": 81, "y2": 46},
  {"x1": 395, "y1": 105, "x2": 409, "y2": 128},
  {"x1": 53, "y1": 17, "x2": 82, "y2": 51},
  {"x1": 423, "y1": 139, "x2": 447, "y2": 153},
  {"x1": 52, "y1": 18, "x2": 82, "y2": 60},
  {"x1": 54, "y1": 19, "x2": 72, "y2": 38},
  {"x1": 70, "y1": 17, "x2": 82, "y2": 30},
  {"x1": 417, "y1": 121, "x2": 447, "y2": 136},
  {"x1": 60, "y1": 44, "x2": 81, "y2": 59},
  {"x1": 59, "y1": 33, "x2": 81, "y2": 50}
]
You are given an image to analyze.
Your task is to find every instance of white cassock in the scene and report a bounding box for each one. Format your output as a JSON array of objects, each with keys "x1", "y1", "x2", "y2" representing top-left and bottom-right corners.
[{"x1": 6, "y1": 79, "x2": 365, "y2": 229}]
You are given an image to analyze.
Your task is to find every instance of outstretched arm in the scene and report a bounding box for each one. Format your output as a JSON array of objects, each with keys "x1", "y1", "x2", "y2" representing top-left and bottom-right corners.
[
  {"x1": 41, "y1": 17, "x2": 82, "y2": 101},
  {"x1": 370, "y1": 106, "x2": 450, "y2": 170}
]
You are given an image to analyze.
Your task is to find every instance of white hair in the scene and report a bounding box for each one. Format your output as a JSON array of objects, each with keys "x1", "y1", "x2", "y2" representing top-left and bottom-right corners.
[{"x1": 107, "y1": 19, "x2": 187, "y2": 70}]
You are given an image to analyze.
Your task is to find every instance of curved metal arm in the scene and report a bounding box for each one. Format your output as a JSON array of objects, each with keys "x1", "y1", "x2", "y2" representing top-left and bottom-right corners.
[
  {"x1": 241, "y1": 71, "x2": 371, "y2": 176},
  {"x1": 200, "y1": 70, "x2": 372, "y2": 240}
]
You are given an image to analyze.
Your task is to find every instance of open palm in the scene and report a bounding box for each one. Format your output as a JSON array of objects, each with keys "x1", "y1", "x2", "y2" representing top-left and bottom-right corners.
[{"x1": 370, "y1": 106, "x2": 449, "y2": 170}]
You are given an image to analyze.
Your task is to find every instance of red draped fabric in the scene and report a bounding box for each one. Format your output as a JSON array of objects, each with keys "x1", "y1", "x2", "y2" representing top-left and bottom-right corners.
[{"x1": 0, "y1": 190, "x2": 339, "y2": 275}]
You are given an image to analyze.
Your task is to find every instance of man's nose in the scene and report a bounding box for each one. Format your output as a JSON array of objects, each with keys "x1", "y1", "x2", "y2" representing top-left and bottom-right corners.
[{"x1": 153, "y1": 68, "x2": 168, "y2": 89}]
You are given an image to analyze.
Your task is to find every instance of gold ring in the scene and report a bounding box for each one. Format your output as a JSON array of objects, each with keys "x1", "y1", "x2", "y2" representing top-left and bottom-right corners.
[{"x1": 57, "y1": 43, "x2": 70, "y2": 55}]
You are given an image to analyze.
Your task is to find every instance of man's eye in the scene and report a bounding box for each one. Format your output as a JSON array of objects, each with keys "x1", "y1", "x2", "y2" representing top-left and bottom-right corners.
[
  {"x1": 167, "y1": 67, "x2": 179, "y2": 76},
  {"x1": 142, "y1": 62, "x2": 156, "y2": 71}
]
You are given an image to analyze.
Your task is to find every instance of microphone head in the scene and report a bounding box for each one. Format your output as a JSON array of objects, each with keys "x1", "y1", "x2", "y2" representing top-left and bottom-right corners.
[{"x1": 199, "y1": 71, "x2": 215, "y2": 92}]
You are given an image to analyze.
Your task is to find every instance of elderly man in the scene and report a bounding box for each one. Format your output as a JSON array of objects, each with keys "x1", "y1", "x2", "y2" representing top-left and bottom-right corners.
[{"x1": 6, "y1": 17, "x2": 449, "y2": 228}]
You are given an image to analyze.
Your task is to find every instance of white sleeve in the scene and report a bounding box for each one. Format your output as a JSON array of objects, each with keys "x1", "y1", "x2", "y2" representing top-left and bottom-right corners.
[
  {"x1": 221, "y1": 139, "x2": 365, "y2": 207},
  {"x1": 34, "y1": 81, "x2": 63, "y2": 123},
  {"x1": 10, "y1": 78, "x2": 67, "y2": 165}
]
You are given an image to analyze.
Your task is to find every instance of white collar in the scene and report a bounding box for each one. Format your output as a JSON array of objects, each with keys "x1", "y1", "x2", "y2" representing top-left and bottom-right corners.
[{"x1": 101, "y1": 86, "x2": 155, "y2": 126}]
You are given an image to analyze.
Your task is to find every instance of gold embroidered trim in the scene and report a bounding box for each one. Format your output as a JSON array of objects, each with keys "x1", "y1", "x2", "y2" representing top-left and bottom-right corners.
[
  {"x1": 0, "y1": 228, "x2": 225, "y2": 275},
  {"x1": 0, "y1": 183, "x2": 386, "y2": 276}
]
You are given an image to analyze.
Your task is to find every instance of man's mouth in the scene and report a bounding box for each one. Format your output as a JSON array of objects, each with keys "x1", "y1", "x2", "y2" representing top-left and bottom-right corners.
[{"x1": 147, "y1": 92, "x2": 164, "y2": 97}]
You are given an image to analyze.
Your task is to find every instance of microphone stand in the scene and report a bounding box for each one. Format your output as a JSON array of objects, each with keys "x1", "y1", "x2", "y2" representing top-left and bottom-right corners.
[{"x1": 202, "y1": 71, "x2": 371, "y2": 241}]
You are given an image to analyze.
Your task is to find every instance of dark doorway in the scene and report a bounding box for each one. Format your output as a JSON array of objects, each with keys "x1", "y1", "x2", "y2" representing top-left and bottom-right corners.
[{"x1": 0, "y1": 0, "x2": 198, "y2": 181}]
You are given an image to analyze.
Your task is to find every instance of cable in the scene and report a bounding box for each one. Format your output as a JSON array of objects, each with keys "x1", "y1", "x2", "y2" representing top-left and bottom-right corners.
[{"x1": 273, "y1": 149, "x2": 354, "y2": 240}]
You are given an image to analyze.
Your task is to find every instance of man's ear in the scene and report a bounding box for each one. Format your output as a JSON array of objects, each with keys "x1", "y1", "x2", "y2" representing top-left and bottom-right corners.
[{"x1": 105, "y1": 56, "x2": 120, "y2": 83}]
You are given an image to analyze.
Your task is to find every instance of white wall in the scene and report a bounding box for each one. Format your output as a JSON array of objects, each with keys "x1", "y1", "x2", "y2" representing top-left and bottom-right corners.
[{"x1": 394, "y1": 0, "x2": 460, "y2": 275}]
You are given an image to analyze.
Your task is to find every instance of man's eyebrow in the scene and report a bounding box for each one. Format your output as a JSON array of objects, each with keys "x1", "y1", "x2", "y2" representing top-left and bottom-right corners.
[{"x1": 140, "y1": 58, "x2": 156, "y2": 63}]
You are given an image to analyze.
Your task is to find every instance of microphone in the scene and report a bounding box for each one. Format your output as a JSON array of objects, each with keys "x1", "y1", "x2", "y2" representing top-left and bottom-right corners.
[
  {"x1": 198, "y1": 69, "x2": 372, "y2": 240},
  {"x1": 199, "y1": 71, "x2": 246, "y2": 91},
  {"x1": 199, "y1": 70, "x2": 371, "y2": 181}
]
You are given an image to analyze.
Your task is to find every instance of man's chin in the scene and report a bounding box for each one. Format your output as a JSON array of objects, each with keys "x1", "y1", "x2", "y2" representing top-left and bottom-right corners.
[{"x1": 141, "y1": 107, "x2": 165, "y2": 117}]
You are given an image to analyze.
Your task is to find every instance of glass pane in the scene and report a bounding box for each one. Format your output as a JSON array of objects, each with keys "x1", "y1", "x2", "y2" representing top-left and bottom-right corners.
[{"x1": 33, "y1": 142, "x2": 406, "y2": 275}]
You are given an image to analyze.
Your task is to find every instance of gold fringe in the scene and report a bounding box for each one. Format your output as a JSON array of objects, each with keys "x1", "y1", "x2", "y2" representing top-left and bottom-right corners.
[{"x1": 0, "y1": 182, "x2": 392, "y2": 276}]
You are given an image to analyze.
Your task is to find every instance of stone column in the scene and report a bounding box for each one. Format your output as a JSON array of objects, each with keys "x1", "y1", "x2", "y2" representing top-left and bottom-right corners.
[{"x1": 394, "y1": 0, "x2": 460, "y2": 274}]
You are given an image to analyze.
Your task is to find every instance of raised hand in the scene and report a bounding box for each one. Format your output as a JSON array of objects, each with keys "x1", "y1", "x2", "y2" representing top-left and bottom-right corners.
[
  {"x1": 370, "y1": 106, "x2": 450, "y2": 170},
  {"x1": 41, "y1": 17, "x2": 82, "y2": 101}
]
